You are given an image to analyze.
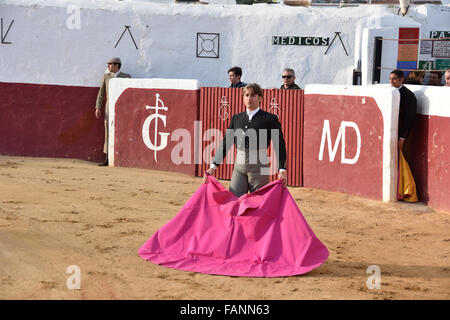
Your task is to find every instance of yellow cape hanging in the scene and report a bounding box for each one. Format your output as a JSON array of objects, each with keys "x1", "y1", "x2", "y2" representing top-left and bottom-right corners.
[{"x1": 398, "y1": 150, "x2": 418, "y2": 203}]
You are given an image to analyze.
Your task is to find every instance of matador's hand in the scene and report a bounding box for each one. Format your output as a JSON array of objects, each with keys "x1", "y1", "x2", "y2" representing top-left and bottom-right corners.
[
  {"x1": 278, "y1": 171, "x2": 287, "y2": 187},
  {"x1": 203, "y1": 168, "x2": 215, "y2": 183}
]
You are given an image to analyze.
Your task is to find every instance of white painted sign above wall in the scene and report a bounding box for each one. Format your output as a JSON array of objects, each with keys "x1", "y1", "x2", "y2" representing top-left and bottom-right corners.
[{"x1": 272, "y1": 36, "x2": 329, "y2": 46}]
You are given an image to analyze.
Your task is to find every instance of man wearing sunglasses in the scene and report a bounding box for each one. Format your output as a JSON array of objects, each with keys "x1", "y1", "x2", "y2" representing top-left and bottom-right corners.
[{"x1": 280, "y1": 68, "x2": 302, "y2": 90}]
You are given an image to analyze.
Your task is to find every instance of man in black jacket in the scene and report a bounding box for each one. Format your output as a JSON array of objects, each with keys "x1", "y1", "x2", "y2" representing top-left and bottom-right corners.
[
  {"x1": 204, "y1": 83, "x2": 287, "y2": 197},
  {"x1": 389, "y1": 69, "x2": 417, "y2": 151},
  {"x1": 228, "y1": 66, "x2": 247, "y2": 88}
]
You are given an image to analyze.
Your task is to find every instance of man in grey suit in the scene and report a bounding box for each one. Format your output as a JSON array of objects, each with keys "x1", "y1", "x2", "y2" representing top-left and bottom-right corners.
[
  {"x1": 204, "y1": 83, "x2": 287, "y2": 197},
  {"x1": 95, "y1": 57, "x2": 131, "y2": 166}
]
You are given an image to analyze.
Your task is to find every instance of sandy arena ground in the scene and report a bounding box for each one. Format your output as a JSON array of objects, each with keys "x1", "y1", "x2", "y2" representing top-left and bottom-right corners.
[{"x1": 0, "y1": 155, "x2": 449, "y2": 300}]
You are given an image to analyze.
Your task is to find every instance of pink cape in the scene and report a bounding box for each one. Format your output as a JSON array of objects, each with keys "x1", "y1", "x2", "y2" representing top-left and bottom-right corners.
[{"x1": 138, "y1": 175, "x2": 329, "y2": 277}]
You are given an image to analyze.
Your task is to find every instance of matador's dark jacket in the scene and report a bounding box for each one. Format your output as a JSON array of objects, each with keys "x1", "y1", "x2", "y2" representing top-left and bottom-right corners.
[
  {"x1": 213, "y1": 109, "x2": 287, "y2": 170},
  {"x1": 398, "y1": 85, "x2": 417, "y2": 140}
]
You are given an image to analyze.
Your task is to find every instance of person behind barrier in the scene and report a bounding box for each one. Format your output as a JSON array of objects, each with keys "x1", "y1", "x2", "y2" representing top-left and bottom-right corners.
[
  {"x1": 228, "y1": 66, "x2": 247, "y2": 88},
  {"x1": 406, "y1": 71, "x2": 425, "y2": 85},
  {"x1": 428, "y1": 71, "x2": 443, "y2": 86},
  {"x1": 280, "y1": 68, "x2": 302, "y2": 90},
  {"x1": 445, "y1": 69, "x2": 450, "y2": 87},
  {"x1": 95, "y1": 57, "x2": 131, "y2": 166},
  {"x1": 389, "y1": 69, "x2": 417, "y2": 152},
  {"x1": 204, "y1": 83, "x2": 287, "y2": 197},
  {"x1": 390, "y1": 69, "x2": 418, "y2": 202}
]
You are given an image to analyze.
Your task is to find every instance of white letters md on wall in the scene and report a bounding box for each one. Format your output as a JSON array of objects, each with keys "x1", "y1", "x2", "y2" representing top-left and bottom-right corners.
[{"x1": 318, "y1": 120, "x2": 361, "y2": 165}]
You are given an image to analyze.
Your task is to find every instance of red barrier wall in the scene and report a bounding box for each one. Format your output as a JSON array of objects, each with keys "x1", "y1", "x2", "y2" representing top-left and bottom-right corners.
[
  {"x1": 303, "y1": 94, "x2": 384, "y2": 200},
  {"x1": 112, "y1": 87, "x2": 199, "y2": 176},
  {"x1": 3, "y1": 80, "x2": 450, "y2": 212},
  {"x1": 401, "y1": 85, "x2": 450, "y2": 213},
  {"x1": 198, "y1": 87, "x2": 303, "y2": 187},
  {"x1": 407, "y1": 115, "x2": 450, "y2": 213},
  {"x1": 0, "y1": 82, "x2": 104, "y2": 162}
]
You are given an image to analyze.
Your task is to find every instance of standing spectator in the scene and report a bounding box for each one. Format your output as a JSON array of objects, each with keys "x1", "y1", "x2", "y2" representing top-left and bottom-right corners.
[
  {"x1": 389, "y1": 69, "x2": 417, "y2": 151},
  {"x1": 95, "y1": 57, "x2": 131, "y2": 166},
  {"x1": 445, "y1": 69, "x2": 450, "y2": 87},
  {"x1": 405, "y1": 71, "x2": 425, "y2": 85},
  {"x1": 280, "y1": 68, "x2": 302, "y2": 89},
  {"x1": 428, "y1": 71, "x2": 443, "y2": 86},
  {"x1": 228, "y1": 66, "x2": 247, "y2": 88},
  {"x1": 390, "y1": 69, "x2": 418, "y2": 202}
]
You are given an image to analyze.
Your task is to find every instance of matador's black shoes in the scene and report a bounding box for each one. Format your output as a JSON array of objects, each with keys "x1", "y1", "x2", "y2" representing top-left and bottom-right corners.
[{"x1": 98, "y1": 157, "x2": 108, "y2": 166}]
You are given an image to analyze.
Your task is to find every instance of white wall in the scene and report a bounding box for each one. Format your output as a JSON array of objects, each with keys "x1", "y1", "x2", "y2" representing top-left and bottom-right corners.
[
  {"x1": 359, "y1": 26, "x2": 427, "y2": 86},
  {"x1": 412, "y1": 5, "x2": 450, "y2": 85},
  {"x1": 0, "y1": 0, "x2": 449, "y2": 88},
  {"x1": 405, "y1": 85, "x2": 450, "y2": 116}
]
